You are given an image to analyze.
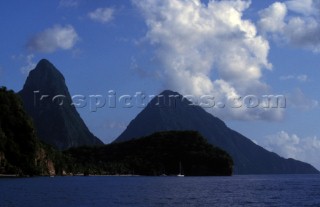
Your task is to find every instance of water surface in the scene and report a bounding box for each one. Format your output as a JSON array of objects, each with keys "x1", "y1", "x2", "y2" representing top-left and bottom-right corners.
[{"x1": 1, "y1": 174, "x2": 320, "y2": 206}]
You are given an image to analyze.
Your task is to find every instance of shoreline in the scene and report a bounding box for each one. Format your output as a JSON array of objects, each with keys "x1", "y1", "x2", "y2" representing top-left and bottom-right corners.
[{"x1": 0, "y1": 174, "x2": 18, "y2": 178}]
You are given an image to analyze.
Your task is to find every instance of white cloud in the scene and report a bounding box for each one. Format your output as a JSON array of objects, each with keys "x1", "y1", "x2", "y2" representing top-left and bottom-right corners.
[
  {"x1": 12, "y1": 54, "x2": 36, "y2": 75},
  {"x1": 27, "y1": 25, "x2": 79, "y2": 53},
  {"x1": 280, "y1": 74, "x2": 308, "y2": 82},
  {"x1": 259, "y1": 0, "x2": 320, "y2": 52},
  {"x1": 297, "y1": 74, "x2": 308, "y2": 82},
  {"x1": 20, "y1": 54, "x2": 36, "y2": 75},
  {"x1": 286, "y1": 0, "x2": 319, "y2": 16},
  {"x1": 263, "y1": 131, "x2": 320, "y2": 170},
  {"x1": 133, "y1": 0, "x2": 283, "y2": 120},
  {"x1": 88, "y1": 7, "x2": 114, "y2": 23},
  {"x1": 259, "y1": 2, "x2": 287, "y2": 33}
]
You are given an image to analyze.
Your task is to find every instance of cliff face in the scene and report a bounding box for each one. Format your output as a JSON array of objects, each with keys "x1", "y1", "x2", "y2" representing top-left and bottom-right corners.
[
  {"x1": 35, "y1": 148, "x2": 56, "y2": 176},
  {"x1": 114, "y1": 90, "x2": 319, "y2": 174},
  {"x1": 0, "y1": 145, "x2": 60, "y2": 176},
  {"x1": 19, "y1": 59, "x2": 103, "y2": 150}
]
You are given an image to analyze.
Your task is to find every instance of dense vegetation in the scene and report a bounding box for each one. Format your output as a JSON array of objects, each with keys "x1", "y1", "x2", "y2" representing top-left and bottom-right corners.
[
  {"x1": 65, "y1": 131, "x2": 233, "y2": 176},
  {"x1": 0, "y1": 87, "x2": 65, "y2": 176},
  {"x1": 0, "y1": 87, "x2": 40, "y2": 175}
]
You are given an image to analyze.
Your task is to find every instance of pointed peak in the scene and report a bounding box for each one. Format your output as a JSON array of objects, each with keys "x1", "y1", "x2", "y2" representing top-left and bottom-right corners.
[
  {"x1": 159, "y1": 90, "x2": 182, "y2": 96},
  {"x1": 148, "y1": 89, "x2": 193, "y2": 108},
  {"x1": 20, "y1": 59, "x2": 66, "y2": 95},
  {"x1": 29, "y1": 59, "x2": 64, "y2": 80},
  {"x1": 38, "y1": 58, "x2": 52, "y2": 65},
  {"x1": 34, "y1": 59, "x2": 56, "y2": 71},
  {"x1": 18, "y1": 60, "x2": 103, "y2": 150}
]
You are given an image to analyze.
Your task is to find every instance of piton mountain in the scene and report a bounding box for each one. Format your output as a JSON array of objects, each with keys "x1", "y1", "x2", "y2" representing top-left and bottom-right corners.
[
  {"x1": 19, "y1": 59, "x2": 103, "y2": 150},
  {"x1": 114, "y1": 90, "x2": 319, "y2": 174}
]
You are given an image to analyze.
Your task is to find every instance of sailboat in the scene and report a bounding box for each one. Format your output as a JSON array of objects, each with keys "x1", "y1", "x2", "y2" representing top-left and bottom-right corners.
[{"x1": 177, "y1": 161, "x2": 184, "y2": 177}]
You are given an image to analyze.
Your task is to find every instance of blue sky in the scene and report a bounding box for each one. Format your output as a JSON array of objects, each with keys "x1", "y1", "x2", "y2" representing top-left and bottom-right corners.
[{"x1": 1, "y1": 0, "x2": 320, "y2": 169}]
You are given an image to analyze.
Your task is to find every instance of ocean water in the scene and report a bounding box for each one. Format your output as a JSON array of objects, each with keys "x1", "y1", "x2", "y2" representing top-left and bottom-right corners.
[{"x1": 0, "y1": 174, "x2": 320, "y2": 207}]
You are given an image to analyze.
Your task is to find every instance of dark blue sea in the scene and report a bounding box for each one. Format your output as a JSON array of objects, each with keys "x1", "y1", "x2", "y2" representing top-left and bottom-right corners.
[{"x1": 1, "y1": 174, "x2": 320, "y2": 207}]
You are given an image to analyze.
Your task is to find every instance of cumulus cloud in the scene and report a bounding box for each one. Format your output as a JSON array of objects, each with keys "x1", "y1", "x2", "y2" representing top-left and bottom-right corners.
[
  {"x1": 263, "y1": 131, "x2": 320, "y2": 170},
  {"x1": 259, "y1": 2, "x2": 287, "y2": 33},
  {"x1": 27, "y1": 25, "x2": 79, "y2": 53},
  {"x1": 133, "y1": 0, "x2": 283, "y2": 120},
  {"x1": 88, "y1": 7, "x2": 114, "y2": 23},
  {"x1": 286, "y1": 0, "x2": 320, "y2": 16},
  {"x1": 259, "y1": 0, "x2": 320, "y2": 52}
]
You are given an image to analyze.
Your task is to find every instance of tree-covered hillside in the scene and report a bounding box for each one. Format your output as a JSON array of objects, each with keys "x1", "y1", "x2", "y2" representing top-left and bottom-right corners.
[
  {"x1": 0, "y1": 87, "x2": 64, "y2": 176},
  {"x1": 0, "y1": 87, "x2": 40, "y2": 175},
  {"x1": 65, "y1": 131, "x2": 233, "y2": 176}
]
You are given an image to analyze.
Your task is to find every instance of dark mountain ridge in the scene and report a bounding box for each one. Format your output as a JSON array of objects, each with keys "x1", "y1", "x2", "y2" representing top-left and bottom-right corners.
[
  {"x1": 19, "y1": 59, "x2": 103, "y2": 150},
  {"x1": 114, "y1": 90, "x2": 319, "y2": 174}
]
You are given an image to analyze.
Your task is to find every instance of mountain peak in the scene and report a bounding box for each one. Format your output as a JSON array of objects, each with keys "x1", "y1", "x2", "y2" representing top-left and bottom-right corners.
[
  {"x1": 149, "y1": 90, "x2": 195, "y2": 108},
  {"x1": 33, "y1": 59, "x2": 64, "y2": 78},
  {"x1": 19, "y1": 59, "x2": 103, "y2": 150},
  {"x1": 115, "y1": 89, "x2": 227, "y2": 143},
  {"x1": 21, "y1": 59, "x2": 66, "y2": 96},
  {"x1": 159, "y1": 90, "x2": 181, "y2": 96},
  {"x1": 35, "y1": 59, "x2": 57, "y2": 72},
  {"x1": 38, "y1": 58, "x2": 53, "y2": 66},
  {"x1": 114, "y1": 90, "x2": 319, "y2": 174}
]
